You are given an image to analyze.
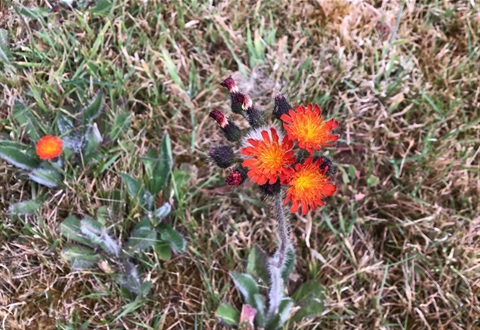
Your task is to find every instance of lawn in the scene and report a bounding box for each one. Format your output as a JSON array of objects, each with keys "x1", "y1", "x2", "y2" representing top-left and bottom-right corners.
[{"x1": 0, "y1": 0, "x2": 479, "y2": 329}]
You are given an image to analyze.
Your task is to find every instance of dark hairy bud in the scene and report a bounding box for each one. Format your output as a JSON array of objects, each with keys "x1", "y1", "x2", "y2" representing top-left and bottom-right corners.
[
  {"x1": 319, "y1": 156, "x2": 337, "y2": 179},
  {"x1": 210, "y1": 146, "x2": 235, "y2": 169},
  {"x1": 258, "y1": 179, "x2": 281, "y2": 197},
  {"x1": 273, "y1": 94, "x2": 292, "y2": 120},
  {"x1": 241, "y1": 96, "x2": 266, "y2": 128},
  {"x1": 221, "y1": 77, "x2": 245, "y2": 115},
  {"x1": 209, "y1": 109, "x2": 242, "y2": 142}
]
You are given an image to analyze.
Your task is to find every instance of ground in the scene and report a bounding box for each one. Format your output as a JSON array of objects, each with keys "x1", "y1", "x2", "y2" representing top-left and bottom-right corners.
[{"x1": 0, "y1": 0, "x2": 479, "y2": 329}]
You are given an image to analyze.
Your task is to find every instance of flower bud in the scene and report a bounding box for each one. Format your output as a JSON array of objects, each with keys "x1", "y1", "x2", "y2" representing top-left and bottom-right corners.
[
  {"x1": 209, "y1": 146, "x2": 234, "y2": 169},
  {"x1": 258, "y1": 179, "x2": 281, "y2": 197},
  {"x1": 273, "y1": 94, "x2": 292, "y2": 120},
  {"x1": 209, "y1": 109, "x2": 228, "y2": 128},
  {"x1": 221, "y1": 77, "x2": 245, "y2": 115},
  {"x1": 225, "y1": 166, "x2": 248, "y2": 185},
  {"x1": 241, "y1": 96, "x2": 266, "y2": 128},
  {"x1": 220, "y1": 76, "x2": 238, "y2": 93},
  {"x1": 209, "y1": 109, "x2": 242, "y2": 142},
  {"x1": 319, "y1": 156, "x2": 337, "y2": 179}
]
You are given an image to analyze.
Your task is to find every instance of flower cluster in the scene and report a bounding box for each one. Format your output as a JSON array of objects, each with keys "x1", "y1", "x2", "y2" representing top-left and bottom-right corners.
[{"x1": 209, "y1": 77, "x2": 338, "y2": 215}]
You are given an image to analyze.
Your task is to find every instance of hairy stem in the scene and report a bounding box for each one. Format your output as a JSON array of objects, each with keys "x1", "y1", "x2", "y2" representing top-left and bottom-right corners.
[{"x1": 267, "y1": 192, "x2": 292, "y2": 317}]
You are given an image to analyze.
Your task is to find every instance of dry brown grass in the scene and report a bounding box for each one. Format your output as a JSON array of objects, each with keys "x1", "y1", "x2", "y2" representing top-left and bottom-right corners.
[{"x1": 0, "y1": 0, "x2": 479, "y2": 329}]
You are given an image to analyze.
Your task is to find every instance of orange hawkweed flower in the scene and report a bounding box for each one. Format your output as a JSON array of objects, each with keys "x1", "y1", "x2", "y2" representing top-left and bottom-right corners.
[
  {"x1": 241, "y1": 126, "x2": 296, "y2": 185},
  {"x1": 36, "y1": 136, "x2": 63, "y2": 160},
  {"x1": 281, "y1": 104, "x2": 338, "y2": 153},
  {"x1": 284, "y1": 157, "x2": 336, "y2": 214}
]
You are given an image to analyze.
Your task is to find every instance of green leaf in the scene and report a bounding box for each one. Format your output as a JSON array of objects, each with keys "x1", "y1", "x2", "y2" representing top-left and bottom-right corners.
[
  {"x1": 291, "y1": 281, "x2": 325, "y2": 303},
  {"x1": 120, "y1": 173, "x2": 145, "y2": 206},
  {"x1": 253, "y1": 294, "x2": 266, "y2": 327},
  {"x1": 155, "y1": 132, "x2": 173, "y2": 194},
  {"x1": 56, "y1": 114, "x2": 74, "y2": 135},
  {"x1": 83, "y1": 123, "x2": 103, "y2": 159},
  {"x1": 230, "y1": 272, "x2": 259, "y2": 307},
  {"x1": 82, "y1": 91, "x2": 103, "y2": 124},
  {"x1": 117, "y1": 260, "x2": 143, "y2": 295},
  {"x1": 216, "y1": 303, "x2": 240, "y2": 326},
  {"x1": 125, "y1": 219, "x2": 157, "y2": 252},
  {"x1": 161, "y1": 48, "x2": 185, "y2": 88},
  {"x1": 80, "y1": 218, "x2": 120, "y2": 257},
  {"x1": 367, "y1": 175, "x2": 379, "y2": 187},
  {"x1": 9, "y1": 198, "x2": 43, "y2": 215},
  {"x1": 281, "y1": 245, "x2": 295, "y2": 282},
  {"x1": 29, "y1": 168, "x2": 62, "y2": 187},
  {"x1": 140, "y1": 280, "x2": 152, "y2": 296},
  {"x1": 0, "y1": 140, "x2": 40, "y2": 170},
  {"x1": 290, "y1": 281, "x2": 326, "y2": 322},
  {"x1": 108, "y1": 112, "x2": 130, "y2": 141},
  {"x1": 265, "y1": 298, "x2": 294, "y2": 330},
  {"x1": 157, "y1": 223, "x2": 186, "y2": 254},
  {"x1": 142, "y1": 149, "x2": 160, "y2": 194},
  {"x1": 96, "y1": 206, "x2": 109, "y2": 225},
  {"x1": 60, "y1": 216, "x2": 91, "y2": 246},
  {"x1": 61, "y1": 245, "x2": 100, "y2": 270},
  {"x1": 16, "y1": 5, "x2": 50, "y2": 19},
  {"x1": 0, "y1": 29, "x2": 12, "y2": 65},
  {"x1": 12, "y1": 101, "x2": 43, "y2": 141},
  {"x1": 90, "y1": 0, "x2": 112, "y2": 15},
  {"x1": 57, "y1": 114, "x2": 84, "y2": 153},
  {"x1": 154, "y1": 202, "x2": 172, "y2": 220},
  {"x1": 154, "y1": 241, "x2": 172, "y2": 260},
  {"x1": 290, "y1": 300, "x2": 325, "y2": 323},
  {"x1": 80, "y1": 217, "x2": 104, "y2": 244},
  {"x1": 246, "y1": 245, "x2": 270, "y2": 284}
]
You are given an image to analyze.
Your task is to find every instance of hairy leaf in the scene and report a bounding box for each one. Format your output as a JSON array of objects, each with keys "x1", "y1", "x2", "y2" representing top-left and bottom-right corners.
[
  {"x1": 0, "y1": 140, "x2": 40, "y2": 170},
  {"x1": 82, "y1": 91, "x2": 103, "y2": 124},
  {"x1": 60, "y1": 216, "x2": 91, "y2": 246},
  {"x1": 9, "y1": 198, "x2": 43, "y2": 215},
  {"x1": 29, "y1": 168, "x2": 62, "y2": 187},
  {"x1": 157, "y1": 223, "x2": 186, "y2": 254},
  {"x1": 230, "y1": 272, "x2": 259, "y2": 307},
  {"x1": 265, "y1": 298, "x2": 294, "y2": 330},
  {"x1": 216, "y1": 303, "x2": 239, "y2": 326},
  {"x1": 61, "y1": 245, "x2": 100, "y2": 270}
]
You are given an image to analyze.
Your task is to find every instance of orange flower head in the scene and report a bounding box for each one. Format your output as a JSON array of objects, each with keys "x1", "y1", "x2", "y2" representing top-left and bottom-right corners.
[
  {"x1": 281, "y1": 104, "x2": 338, "y2": 153},
  {"x1": 240, "y1": 126, "x2": 296, "y2": 185},
  {"x1": 284, "y1": 157, "x2": 336, "y2": 215},
  {"x1": 36, "y1": 136, "x2": 63, "y2": 160}
]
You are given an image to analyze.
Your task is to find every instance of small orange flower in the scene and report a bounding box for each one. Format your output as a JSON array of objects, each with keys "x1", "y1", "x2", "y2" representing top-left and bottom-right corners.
[
  {"x1": 284, "y1": 157, "x2": 336, "y2": 214},
  {"x1": 241, "y1": 126, "x2": 296, "y2": 185},
  {"x1": 281, "y1": 104, "x2": 338, "y2": 153},
  {"x1": 36, "y1": 136, "x2": 63, "y2": 160}
]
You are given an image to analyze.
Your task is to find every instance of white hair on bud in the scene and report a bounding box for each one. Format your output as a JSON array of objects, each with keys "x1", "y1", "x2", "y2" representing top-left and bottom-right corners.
[{"x1": 241, "y1": 124, "x2": 284, "y2": 148}]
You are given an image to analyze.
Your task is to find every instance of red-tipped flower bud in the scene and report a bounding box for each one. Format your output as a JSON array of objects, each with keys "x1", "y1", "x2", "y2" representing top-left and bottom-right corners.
[
  {"x1": 221, "y1": 77, "x2": 245, "y2": 114},
  {"x1": 273, "y1": 94, "x2": 292, "y2": 120},
  {"x1": 230, "y1": 93, "x2": 246, "y2": 114},
  {"x1": 209, "y1": 109, "x2": 242, "y2": 142},
  {"x1": 241, "y1": 96, "x2": 266, "y2": 128},
  {"x1": 220, "y1": 76, "x2": 238, "y2": 93},
  {"x1": 225, "y1": 166, "x2": 248, "y2": 185},
  {"x1": 210, "y1": 146, "x2": 235, "y2": 169},
  {"x1": 209, "y1": 109, "x2": 228, "y2": 128}
]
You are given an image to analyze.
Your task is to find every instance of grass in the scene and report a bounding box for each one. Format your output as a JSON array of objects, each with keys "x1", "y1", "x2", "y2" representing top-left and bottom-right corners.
[{"x1": 1, "y1": 0, "x2": 479, "y2": 329}]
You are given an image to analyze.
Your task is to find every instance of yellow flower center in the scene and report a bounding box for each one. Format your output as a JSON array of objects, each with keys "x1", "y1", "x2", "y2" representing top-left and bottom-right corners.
[
  {"x1": 258, "y1": 144, "x2": 285, "y2": 171},
  {"x1": 295, "y1": 114, "x2": 325, "y2": 143}
]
